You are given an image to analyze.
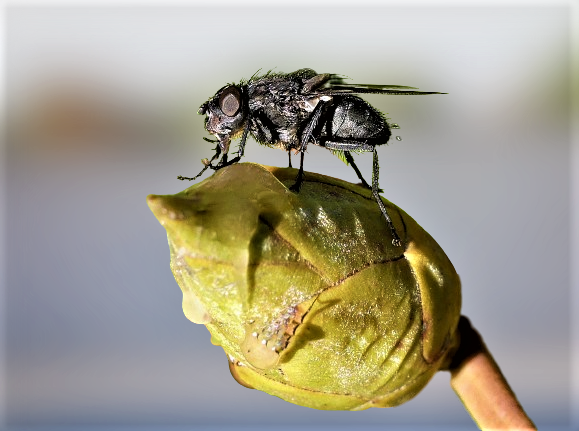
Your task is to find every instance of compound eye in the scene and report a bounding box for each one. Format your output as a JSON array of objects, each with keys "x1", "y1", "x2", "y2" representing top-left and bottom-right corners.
[{"x1": 219, "y1": 86, "x2": 241, "y2": 117}]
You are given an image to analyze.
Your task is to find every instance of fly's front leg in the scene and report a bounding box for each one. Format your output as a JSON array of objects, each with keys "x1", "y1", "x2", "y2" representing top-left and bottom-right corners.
[
  {"x1": 216, "y1": 152, "x2": 229, "y2": 168},
  {"x1": 214, "y1": 137, "x2": 231, "y2": 169},
  {"x1": 178, "y1": 143, "x2": 221, "y2": 181},
  {"x1": 225, "y1": 116, "x2": 251, "y2": 166}
]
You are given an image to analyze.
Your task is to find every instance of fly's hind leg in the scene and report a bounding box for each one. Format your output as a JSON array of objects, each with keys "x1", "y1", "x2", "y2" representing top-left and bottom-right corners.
[
  {"x1": 338, "y1": 150, "x2": 383, "y2": 192},
  {"x1": 325, "y1": 140, "x2": 401, "y2": 247},
  {"x1": 371, "y1": 148, "x2": 401, "y2": 247},
  {"x1": 343, "y1": 151, "x2": 371, "y2": 190}
]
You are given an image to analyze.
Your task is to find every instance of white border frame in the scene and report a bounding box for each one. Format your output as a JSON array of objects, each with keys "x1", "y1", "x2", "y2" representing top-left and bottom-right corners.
[
  {"x1": 569, "y1": 1, "x2": 579, "y2": 429},
  {"x1": 0, "y1": 1, "x2": 576, "y2": 429}
]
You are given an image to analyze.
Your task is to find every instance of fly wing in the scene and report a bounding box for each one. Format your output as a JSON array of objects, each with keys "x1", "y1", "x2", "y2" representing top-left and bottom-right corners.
[
  {"x1": 326, "y1": 87, "x2": 445, "y2": 95},
  {"x1": 319, "y1": 75, "x2": 446, "y2": 95}
]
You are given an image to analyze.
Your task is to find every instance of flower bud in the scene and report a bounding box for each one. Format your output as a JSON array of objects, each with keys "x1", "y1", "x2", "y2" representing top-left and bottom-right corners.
[{"x1": 147, "y1": 163, "x2": 461, "y2": 410}]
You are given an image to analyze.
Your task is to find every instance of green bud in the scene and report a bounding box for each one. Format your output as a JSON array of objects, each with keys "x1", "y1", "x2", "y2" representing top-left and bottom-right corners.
[{"x1": 147, "y1": 163, "x2": 461, "y2": 410}]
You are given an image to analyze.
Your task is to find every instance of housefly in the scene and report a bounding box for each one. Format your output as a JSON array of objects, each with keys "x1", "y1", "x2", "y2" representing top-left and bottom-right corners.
[{"x1": 179, "y1": 68, "x2": 445, "y2": 246}]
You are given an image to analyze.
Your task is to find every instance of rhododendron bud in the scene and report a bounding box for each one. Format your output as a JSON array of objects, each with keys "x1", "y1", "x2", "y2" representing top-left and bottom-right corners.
[{"x1": 147, "y1": 163, "x2": 461, "y2": 410}]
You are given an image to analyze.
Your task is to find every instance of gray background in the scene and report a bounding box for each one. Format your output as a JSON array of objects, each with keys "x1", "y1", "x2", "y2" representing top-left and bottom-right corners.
[{"x1": 2, "y1": 4, "x2": 576, "y2": 430}]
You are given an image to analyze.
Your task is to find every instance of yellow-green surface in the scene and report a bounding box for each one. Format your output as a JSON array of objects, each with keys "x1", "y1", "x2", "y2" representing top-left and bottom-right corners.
[{"x1": 147, "y1": 163, "x2": 461, "y2": 410}]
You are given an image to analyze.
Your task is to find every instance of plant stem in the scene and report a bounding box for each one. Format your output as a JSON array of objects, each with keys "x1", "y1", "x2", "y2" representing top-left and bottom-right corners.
[{"x1": 448, "y1": 316, "x2": 536, "y2": 430}]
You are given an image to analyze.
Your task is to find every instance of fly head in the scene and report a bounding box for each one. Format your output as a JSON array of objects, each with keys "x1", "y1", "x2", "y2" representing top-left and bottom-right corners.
[{"x1": 199, "y1": 84, "x2": 246, "y2": 153}]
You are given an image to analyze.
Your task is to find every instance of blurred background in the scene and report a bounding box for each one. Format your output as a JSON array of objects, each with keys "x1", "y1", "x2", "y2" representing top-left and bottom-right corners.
[{"x1": 2, "y1": 2, "x2": 577, "y2": 430}]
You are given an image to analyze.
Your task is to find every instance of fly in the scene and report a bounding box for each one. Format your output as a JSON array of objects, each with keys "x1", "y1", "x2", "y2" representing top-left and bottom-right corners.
[{"x1": 179, "y1": 68, "x2": 445, "y2": 246}]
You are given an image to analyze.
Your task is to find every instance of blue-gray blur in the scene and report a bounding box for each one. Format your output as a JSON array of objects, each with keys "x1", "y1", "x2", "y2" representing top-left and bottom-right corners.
[{"x1": 3, "y1": 5, "x2": 573, "y2": 430}]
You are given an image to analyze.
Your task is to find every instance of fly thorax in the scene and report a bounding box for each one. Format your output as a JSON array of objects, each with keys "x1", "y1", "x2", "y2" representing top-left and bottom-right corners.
[{"x1": 299, "y1": 97, "x2": 320, "y2": 113}]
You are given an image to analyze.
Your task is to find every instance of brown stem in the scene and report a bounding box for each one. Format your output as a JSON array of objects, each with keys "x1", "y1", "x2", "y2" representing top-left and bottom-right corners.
[{"x1": 447, "y1": 316, "x2": 536, "y2": 430}]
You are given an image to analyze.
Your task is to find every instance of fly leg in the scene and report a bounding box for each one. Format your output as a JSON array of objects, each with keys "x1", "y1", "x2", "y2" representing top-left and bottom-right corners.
[
  {"x1": 371, "y1": 148, "x2": 401, "y2": 247},
  {"x1": 178, "y1": 118, "x2": 249, "y2": 181},
  {"x1": 288, "y1": 151, "x2": 293, "y2": 168},
  {"x1": 289, "y1": 100, "x2": 327, "y2": 192},
  {"x1": 289, "y1": 151, "x2": 305, "y2": 192},
  {"x1": 222, "y1": 116, "x2": 251, "y2": 166},
  {"x1": 178, "y1": 143, "x2": 221, "y2": 181},
  {"x1": 343, "y1": 151, "x2": 370, "y2": 189},
  {"x1": 324, "y1": 140, "x2": 401, "y2": 246},
  {"x1": 343, "y1": 151, "x2": 383, "y2": 192}
]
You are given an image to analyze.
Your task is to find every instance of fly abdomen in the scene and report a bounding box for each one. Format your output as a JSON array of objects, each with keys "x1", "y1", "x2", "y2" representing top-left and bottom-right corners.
[{"x1": 324, "y1": 95, "x2": 390, "y2": 144}]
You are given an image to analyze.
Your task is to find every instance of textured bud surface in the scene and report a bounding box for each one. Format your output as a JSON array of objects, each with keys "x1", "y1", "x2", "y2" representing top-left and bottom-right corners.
[{"x1": 147, "y1": 163, "x2": 461, "y2": 410}]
